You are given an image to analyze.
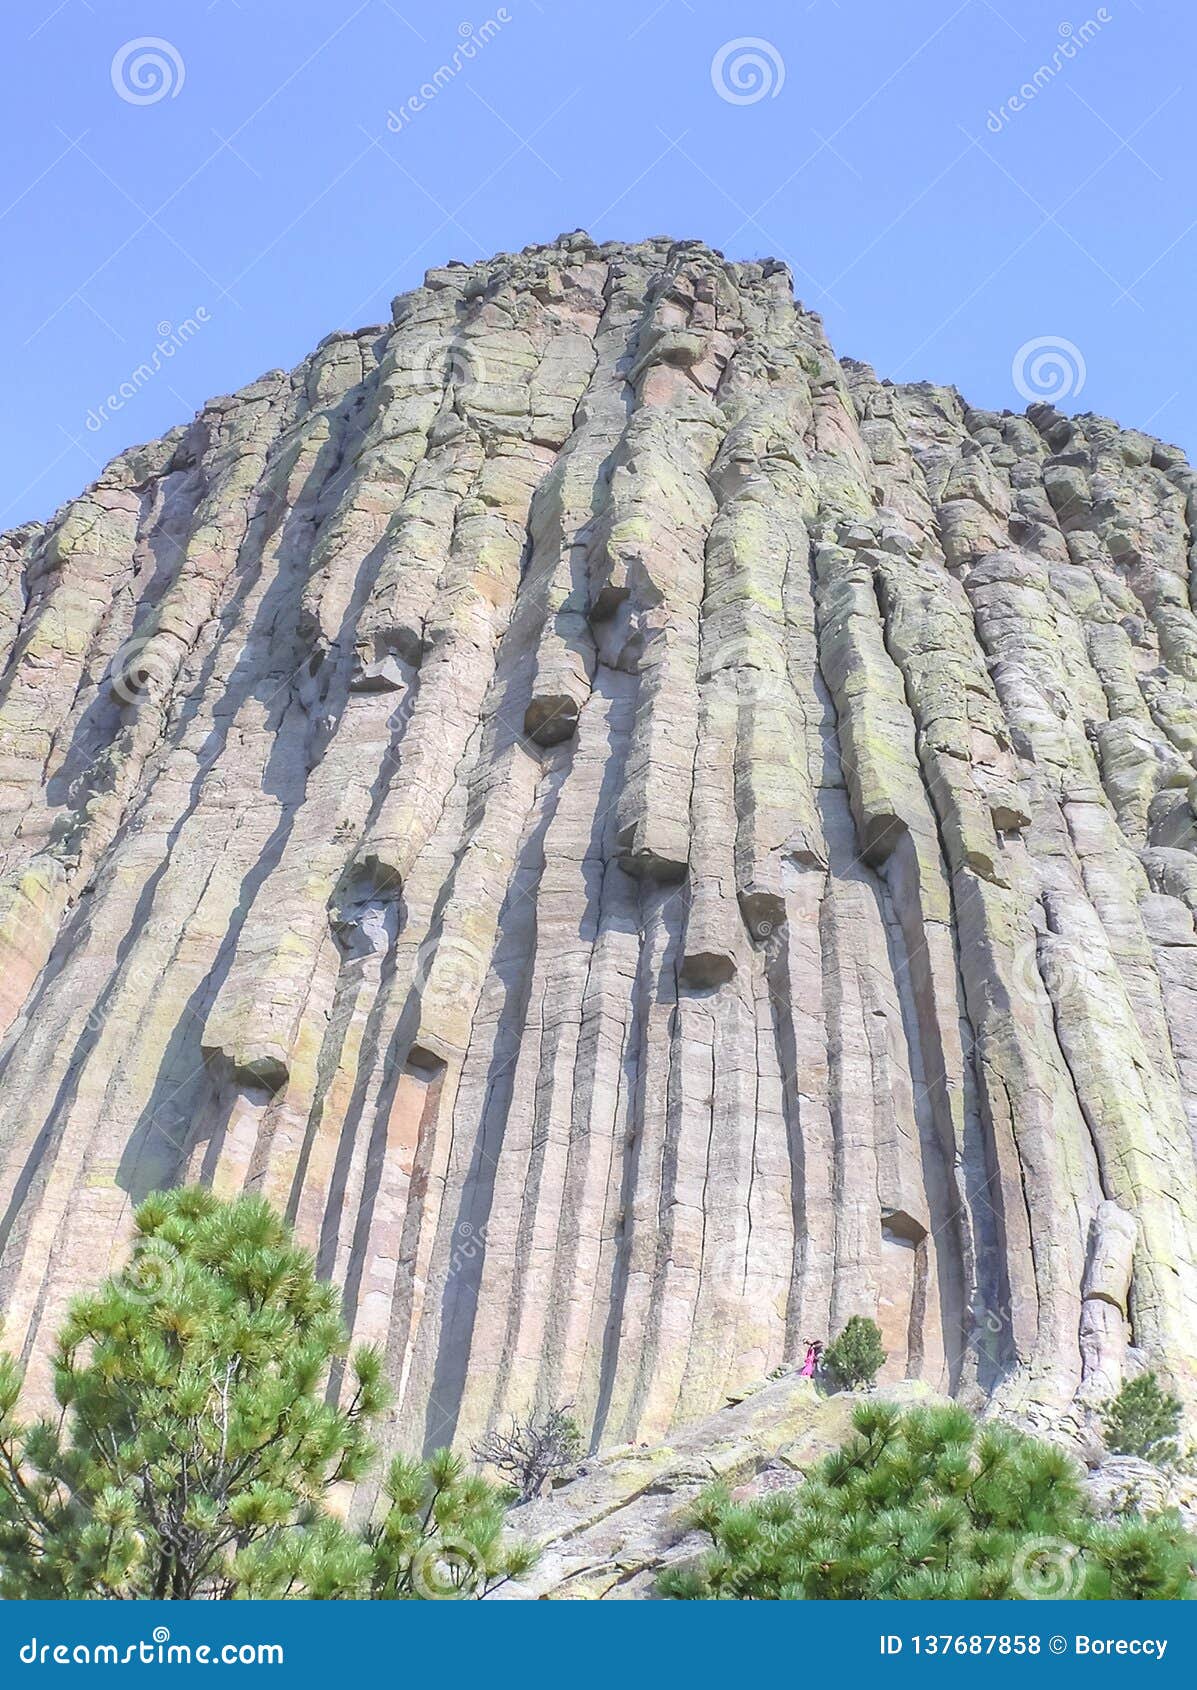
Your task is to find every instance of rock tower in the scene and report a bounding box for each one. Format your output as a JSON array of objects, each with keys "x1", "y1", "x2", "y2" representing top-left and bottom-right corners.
[{"x1": 2, "y1": 234, "x2": 1197, "y2": 1458}]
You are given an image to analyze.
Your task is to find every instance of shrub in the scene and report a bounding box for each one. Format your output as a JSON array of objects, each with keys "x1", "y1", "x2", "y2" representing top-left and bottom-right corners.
[
  {"x1": 822, "y1": 1314, "x2": 886, "y2": 1390},
  {"x1": 1101, "y1": 1373, "x2": 1183, "y2": 1465},
  {"x1": 658, "y1": 1401, "x2": 1197, "y2": 1601},
  {"x1": 473, "y1": 1404, "x2": 582, "y2": 1503}
]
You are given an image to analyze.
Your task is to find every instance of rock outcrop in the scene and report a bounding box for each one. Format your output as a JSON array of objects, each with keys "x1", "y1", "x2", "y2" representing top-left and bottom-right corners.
[
  {"x1": 490, "y1": 1376, "x2": 1197, "y2": 1600},
  {"x1": 3, "y1": 233, "x2": 1197, "y2": 1467},
  {"x1": 487, "y1": 1375, "x2": 940, "y2": 1600}
]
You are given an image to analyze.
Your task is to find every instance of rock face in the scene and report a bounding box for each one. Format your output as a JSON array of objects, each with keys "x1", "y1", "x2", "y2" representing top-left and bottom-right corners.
[
  {"x1": 488, "y1": 1375, "x2": 939, "y2": 1600},
  {"x1": 494, "y1": 1378, "x2": 1197, "y2": 1600},
  {"x1": 3, "y1": 233, "x2": 1197, "y2": 1466}
]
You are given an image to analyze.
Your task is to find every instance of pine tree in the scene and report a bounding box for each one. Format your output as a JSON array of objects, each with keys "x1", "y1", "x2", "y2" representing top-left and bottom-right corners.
[
  {"x1": 362, "y1": 1449, "x2": 537, "y2": 1597},
  {"x1": 821, "y1": 1314, "x2": 887, "y2": 1390},
  {"x1": 658, "y1": 1402, "x2": 1197, "y2": 1600},
  {"x1": 0, "y1": 1187, "x2": 533, "y2": 1599},
  {"x1": 1101, "y1": 1373, "x2": 1183, "y2": 1465}
]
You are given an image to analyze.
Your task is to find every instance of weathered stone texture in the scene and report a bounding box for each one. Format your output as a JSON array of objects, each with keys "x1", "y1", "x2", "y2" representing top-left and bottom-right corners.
[
  {"x1": 487, "y1": 1375, "x2": 943, "y2": 1600},
  {"x1": 2, "y1": 234, "x2": 1197, "y2": 1458}
]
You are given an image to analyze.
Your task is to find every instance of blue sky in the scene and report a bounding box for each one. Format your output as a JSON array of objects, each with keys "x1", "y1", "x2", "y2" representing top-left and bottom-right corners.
[{"x1": 2, "y1": 0, "x2": 1193, "y2": 527}]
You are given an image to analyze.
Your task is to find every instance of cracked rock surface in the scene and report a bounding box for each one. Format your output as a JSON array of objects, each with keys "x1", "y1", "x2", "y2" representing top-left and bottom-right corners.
[
  {"x1": 3, "y1": 233, "x2": 1197, "y2": 1465},
  {"x1": 489, "y1": 1377, "x2": 1197, "y2": 1600},
  {"x1": 487, "y1": 1375, "x2": 940, "y2": 1600}
]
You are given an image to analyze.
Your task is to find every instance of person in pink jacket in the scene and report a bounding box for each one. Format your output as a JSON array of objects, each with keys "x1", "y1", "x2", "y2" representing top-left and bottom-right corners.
[{"x1": 799, "y1": 1339, "x2": 823, "y2": 1379}]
